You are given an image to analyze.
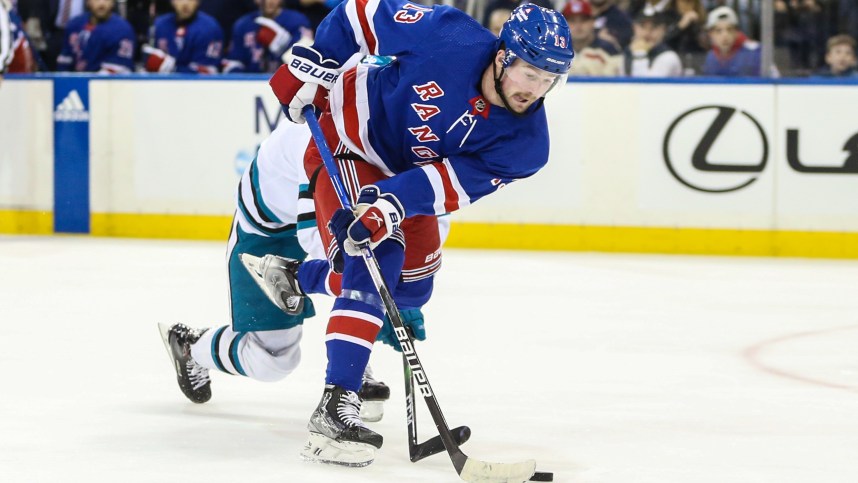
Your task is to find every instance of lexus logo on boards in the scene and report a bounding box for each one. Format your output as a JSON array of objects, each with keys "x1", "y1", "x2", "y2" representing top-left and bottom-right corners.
[{"x1": 663, "y1": 105, "x2": 769, "y2": 193}]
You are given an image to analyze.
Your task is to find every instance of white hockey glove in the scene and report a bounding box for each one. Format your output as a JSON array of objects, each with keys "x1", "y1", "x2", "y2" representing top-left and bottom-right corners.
[
  {"x1": 254, "y1": 17, "x2": 293, "y2": 57},
  {"x1": 269, "y1": 45, "x2": 340, "y2": 123}
]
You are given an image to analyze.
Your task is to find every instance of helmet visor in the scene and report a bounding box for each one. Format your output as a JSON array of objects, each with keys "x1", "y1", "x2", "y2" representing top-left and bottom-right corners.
[{"x1": 504, "y1": 59, "x2": 567, "y2": 98}]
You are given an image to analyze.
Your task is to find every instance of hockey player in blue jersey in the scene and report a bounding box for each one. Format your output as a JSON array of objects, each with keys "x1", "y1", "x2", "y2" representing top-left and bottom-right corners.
[
  {"x1": 144, "y1": 0, "x2": 223, "y2": 74},
  {"x1": 265, "y1": 0, "x2": 574, "y2": 467},
  {"x1": 56, "y1": 0, "x2": 135, "y2": 73},
  {"x1": 222, "y1": 0, "x2": 312, "y2": 74}
]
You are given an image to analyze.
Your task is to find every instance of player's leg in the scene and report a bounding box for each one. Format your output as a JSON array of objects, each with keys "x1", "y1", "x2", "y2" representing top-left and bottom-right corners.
[
  {"x1": 160, "y1": 214, "x2": 315, "y2": 403},
  {"x1": 298, "y1": 115, "x2": 408, "y2": 465}
]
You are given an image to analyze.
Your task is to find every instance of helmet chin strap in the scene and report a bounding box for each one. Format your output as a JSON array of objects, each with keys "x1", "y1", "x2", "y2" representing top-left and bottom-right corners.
[{"x1": 492, "y1": 56, "x2": 544, "y2": 118}]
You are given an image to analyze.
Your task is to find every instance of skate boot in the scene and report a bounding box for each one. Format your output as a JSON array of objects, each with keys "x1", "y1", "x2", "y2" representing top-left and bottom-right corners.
[
  {"x1": 300, "y1": 385, "x2": 383, "y2": 467},
  {"x1": 358, "y1": 364, "x2": 390, "y2": 423},
  {"x1": 239, "y1": 253, "x2": 305, "y2": 315},
  {"x1": 158, "y1": 323, "x2": 211, "y2": 404}
]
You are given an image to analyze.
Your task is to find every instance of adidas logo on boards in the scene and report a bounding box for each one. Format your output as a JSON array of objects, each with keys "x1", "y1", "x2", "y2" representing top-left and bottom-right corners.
[{"x1": 54, "y1": 90, "x2": 90, "y2": 122}]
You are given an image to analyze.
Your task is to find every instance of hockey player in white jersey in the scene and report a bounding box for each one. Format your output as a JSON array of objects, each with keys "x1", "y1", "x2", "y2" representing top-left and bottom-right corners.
[{"x1": 159, "y1": 114, "x2": 446, "y2": 421}]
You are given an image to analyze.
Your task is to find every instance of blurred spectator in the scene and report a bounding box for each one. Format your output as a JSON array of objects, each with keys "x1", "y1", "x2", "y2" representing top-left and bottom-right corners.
[
  {"x1": 485, "y1": 4, "x2": 512, "y2": 35},
  {"x1": 623, "y1": 11, "x2": 682, "y2": 76},
  {"x1": 482, "y1": 0, "x2": 516, "y2": 30},
  {"x1": 814, "y1": 33, "x2": 856, "y2": 77},
  {"x1": 199, "y1": 0, "x2": 255, "y2": 47},
  {"x1": 56, "y1": 0, "x2": 134, "y2": 72},
  {"x1": 144, "y1": 0, "x2": 222, "y2": 74},
  {"x1": 525, "y1": 0, "x2": 553, "y2": 9},
  {"x1": 591, "y1": 0, "x2": 633, "y2": 49},
  {"x1": 702, "y1": 5, "x2": 761, "y2": 76},
  {"x1": 628, "y1": 0, "x2": 672, "y2": 18},
  {"x1": 666, "y1": 0, "x2": 708, "y2": 63},
  {"x1": 842, "y1": 0, "x2": 858, "y2": 40},
  {"x1": 5, "y1": 2, "x2": 38, "y2": 72},
  {"x1": 17, "y1": 0, "x2": 86, "y2": 70},
  {"x1": 775, "y1": 0, "x2": 823, "y2": 73},
  {"x1": 564, "y1": 0, "x2": 623, "y2": 75},
  {"x1": 222, "y1": 0, "x2": 311, "y2": 73},
  {"x1": 702, "y1": 0, "x2": 758, "y2": 38}
]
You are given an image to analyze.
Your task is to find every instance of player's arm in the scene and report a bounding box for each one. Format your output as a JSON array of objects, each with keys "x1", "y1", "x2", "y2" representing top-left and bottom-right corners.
[
  {"x1": 377, "y1": 154, "x2": 539, "y2": 217},
  {"x1": 97, "y1": 28, "x2": 135, "y2": 74},
  {"x1": 311, "y1": 0, "x2": 442, "y2": 61},
  {"x1": 329, "y1": 154, "x2": 535, "y2": 255},
  {"x1": 143, "y1": 19, "x2": 176, "y2": 73},
  {"x1": 183, "y1": 24, "x2": 223, "y2": 74},
  {"x1": 269, "y1": 0, "x2": 444, "y2": 123}
]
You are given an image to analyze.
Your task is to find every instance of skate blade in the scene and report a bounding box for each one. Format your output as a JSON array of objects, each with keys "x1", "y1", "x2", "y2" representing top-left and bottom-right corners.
[
  {"x1": 359, "y1": 401, "x2": 384, "y2": 423},
  {"x1": 157, "y1": 323, "x2": 173, "y2": 361},
  {"x1": 157, "y1": 323, "x2": 183, "y2": 377},
  {"x1": 300, "y1": 432, "x2": 376, "y2": 468}
]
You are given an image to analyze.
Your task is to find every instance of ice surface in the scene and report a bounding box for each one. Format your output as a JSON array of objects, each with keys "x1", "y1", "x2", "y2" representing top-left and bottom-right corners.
[{"x1": 2, "y1": 236, "x2": 857, "y2": 483}]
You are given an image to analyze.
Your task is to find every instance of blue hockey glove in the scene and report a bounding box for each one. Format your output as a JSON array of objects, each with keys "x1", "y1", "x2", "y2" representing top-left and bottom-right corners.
[
  {"x1": 329, "y1": 185, "x2": 404, "y2": 257},
  {"x1": 377, "y1": 308, "x2": 426, "y2": 352}
]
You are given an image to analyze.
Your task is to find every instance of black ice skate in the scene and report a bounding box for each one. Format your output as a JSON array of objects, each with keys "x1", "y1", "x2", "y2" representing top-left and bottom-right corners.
[
  {"x1": 358, "y1": 364, "x2": 390, "y2": 423},
  {"x1": 158, "y1": 323, "x2": 211, "y2": 404},
  {"x1": 239, "y1": 253, "x2": 305, "y2": 315},
  {"x1": 301, "y1": 385, "x2": 383, "y2": 467}
]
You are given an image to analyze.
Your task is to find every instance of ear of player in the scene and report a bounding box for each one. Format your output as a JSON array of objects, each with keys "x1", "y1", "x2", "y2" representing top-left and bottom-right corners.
[
  {"x1": 328, "y1": 185, "x2": 405, "y2": 256},
  {"x1": 270, "y1": 45, "x2": 340, "y2": 123}
]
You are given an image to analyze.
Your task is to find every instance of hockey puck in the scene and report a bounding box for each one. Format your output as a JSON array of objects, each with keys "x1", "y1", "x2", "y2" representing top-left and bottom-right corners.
[{"x1": 530, "y1": 471, "x2": 553, "y2": 481}]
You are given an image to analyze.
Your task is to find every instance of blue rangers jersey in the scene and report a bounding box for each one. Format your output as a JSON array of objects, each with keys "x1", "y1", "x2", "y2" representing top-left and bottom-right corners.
[
  {"x1": 152, "y1": 11, "x2": 223, "y2": 74},
  {"x1": 310, "y1": 0, "x2": 552, "y2": 218},
  {"x1": 57, "y1": 13, "x2": 135, "y2": 73},
  {"x1": 224, "y1": 9, "x2": 311, "y2": 73}
]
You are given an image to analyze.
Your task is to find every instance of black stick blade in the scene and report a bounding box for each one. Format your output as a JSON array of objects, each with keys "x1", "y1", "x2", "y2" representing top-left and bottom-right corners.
[{"x1": 410, "y1": 425, "x2": 471, "y2": 462}]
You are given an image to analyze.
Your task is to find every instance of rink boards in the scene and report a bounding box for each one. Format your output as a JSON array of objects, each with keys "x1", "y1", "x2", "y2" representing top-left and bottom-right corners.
[{"x1": 2, "y1": 75, "x2": 858, "y2": 257}]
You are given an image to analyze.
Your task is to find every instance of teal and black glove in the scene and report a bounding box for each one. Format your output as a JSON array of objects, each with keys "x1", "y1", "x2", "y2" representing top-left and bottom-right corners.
[{"x1": 376, "y1": 308, "x2": 426, "y2": 351}]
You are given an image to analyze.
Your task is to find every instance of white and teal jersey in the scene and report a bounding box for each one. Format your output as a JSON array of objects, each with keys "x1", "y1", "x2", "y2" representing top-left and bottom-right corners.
[{"x1": 234, "y1": 120, "x2": 324, "y2": 260}]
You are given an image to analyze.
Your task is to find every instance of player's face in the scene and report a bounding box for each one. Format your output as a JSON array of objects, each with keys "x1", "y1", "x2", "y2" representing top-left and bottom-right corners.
[
  {"x1": 709, "y1": 22, "x2": 737, "y2": 54},
  {"x1": 87, "y1": 0, "x2": 114, "y2": 20},
  {"x1": 501, "y1": 58, "x2": 561, "y2": 113},
  {"x1": 258, "y1": 0, "x2": 283, "y2": 17},
  {"x1": 826, "y1": 44, "x2": 857, "y2": 73},
  {"x1": 172, "y1": 0, "x2": 200, "y2": 20}
]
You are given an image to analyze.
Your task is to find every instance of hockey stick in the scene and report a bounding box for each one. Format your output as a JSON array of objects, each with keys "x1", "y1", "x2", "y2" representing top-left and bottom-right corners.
[
  {"x1": 403, "y1": 346, "x2": 472, "y2": 462},
  {"x1": 304, "y1": 106, "x2": 551, "y2": 483}
]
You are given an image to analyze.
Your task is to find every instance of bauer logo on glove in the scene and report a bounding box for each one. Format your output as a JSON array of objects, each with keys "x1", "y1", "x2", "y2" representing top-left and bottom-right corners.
[
  {"x1": 289, "y1": 57, "x2": 338, "y2": 85},
  {"x1": 328, "y1": 185, "x2": 404, "y2": 256}
]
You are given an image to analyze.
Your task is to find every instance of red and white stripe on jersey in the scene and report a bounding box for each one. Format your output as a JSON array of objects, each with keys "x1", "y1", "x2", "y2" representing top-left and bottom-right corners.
[
  {"x1": 325, "y1": 309, "x2": 383, "y2": 350},
  {"x1": 401, "y1": 256, "x2": 441, "y2": 282},
  {"x1": 330, "y1": 64, "x2": 393, "y2": 176},
  {"x1": 419, "y1": 158, "x2": 471, "y2": 215},
  {"x1": 345, "y1": 0, "x2": 381, "y2": 55}
]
